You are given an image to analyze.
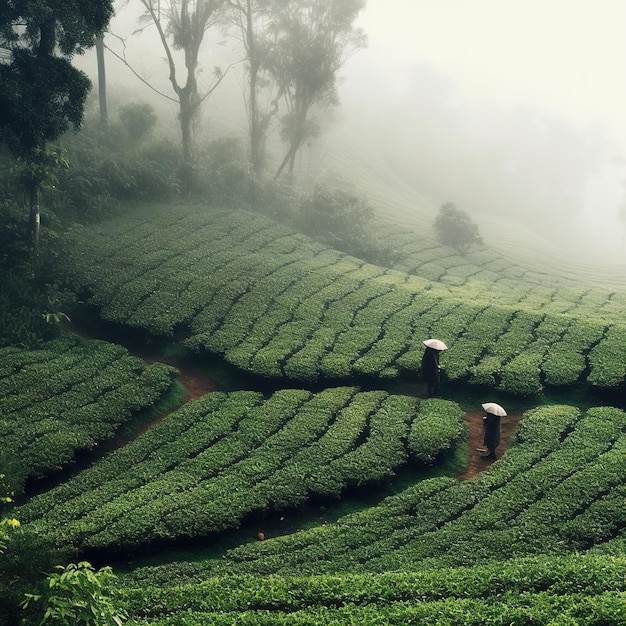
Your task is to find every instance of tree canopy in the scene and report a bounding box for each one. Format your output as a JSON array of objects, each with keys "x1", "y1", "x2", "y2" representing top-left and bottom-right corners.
[
  {"x1": 135, "y1": 0, "x2": 228, "y2": 192},
  {"x1": 0, "y1": 0, "x2": 113, "y2": 253},
  {"x1": 434, "y1": 202, "x2": 483, "y2": 254},
  {"x1": 0, "y1": 0, "x2": 114, "y2": 156},
  {"x1": 265, "y1": 0, "x2": 367, "y2": 179}
]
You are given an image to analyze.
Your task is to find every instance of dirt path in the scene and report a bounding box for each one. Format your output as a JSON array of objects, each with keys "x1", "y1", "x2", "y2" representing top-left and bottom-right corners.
[
  {"x1": 136, "y1": 350, "x2": 523, "y2": 481},
  {"x1": 70, "y1": 320, "x2": 524, "y2": 482},
  {"x1": 458, "y1": 409, "x2": 522, "y2": 480}
]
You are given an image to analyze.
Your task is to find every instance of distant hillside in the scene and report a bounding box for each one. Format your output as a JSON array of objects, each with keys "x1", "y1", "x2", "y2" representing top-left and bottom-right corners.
[{"x1": 307, "y1": 118, "x2": 626, "y2": 290}]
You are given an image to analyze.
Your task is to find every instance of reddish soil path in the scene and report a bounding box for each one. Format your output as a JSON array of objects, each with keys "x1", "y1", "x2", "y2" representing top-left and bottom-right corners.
[
  {"x1": 160, "y1": 363, "x2": 523, "y2": 481},
  {"x1": 140, "y1": 354, "x2": 219, "y2": 403},
  {"x1": 135, "y1": 350, "x2": 523, "y2": 481},
  {"x1": 115, "y1": 355, "x2": 220, "y2": 445},
  {"x1": 176, "y1": 366, "x2": 219, "y2": 403},
  {"x1": 458, "y1": 410, "x2": 522, "y2": 480}
]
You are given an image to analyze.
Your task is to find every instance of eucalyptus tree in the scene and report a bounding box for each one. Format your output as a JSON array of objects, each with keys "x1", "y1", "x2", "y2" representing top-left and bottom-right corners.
[
  {"x1": 136, "y1": 0, "x2": 228, "y2": 191},
  {"x1": 222, "y1": 0, "x2": 278, "y2": 176},
  {"x1": 95, "y1": 33, "x2": 108, "y2": 125},
  {"x1": 0, "y1": 0, "x2": 113, "y2": 258},
  {"x1": 264, "y1": 0, "x2": 367, "y2": 180}
]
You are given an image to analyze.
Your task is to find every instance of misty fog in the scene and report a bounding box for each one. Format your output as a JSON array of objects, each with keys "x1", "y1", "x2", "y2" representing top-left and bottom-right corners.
[{"x1": 76, "y1": 0, "x2": 626, "y2": 268}]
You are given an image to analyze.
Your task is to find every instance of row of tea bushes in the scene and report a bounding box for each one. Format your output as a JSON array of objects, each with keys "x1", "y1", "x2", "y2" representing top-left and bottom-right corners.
[
  {"x1": 156, "y1": 404, "x2": 626, "y2": 577},
  {"x1": 378, "y1": 221, "x2": 626, "y2": 310},
  {"x1": 60, "y1": 204, "x2": 626, "y2": 394},
  {"x1": 117, "y1": 554, "x2": 626, "y2": 625},
  {"x1": 17, "y1": 389, "x2": 464, "y2": 556},
  {"x1": 0, "y1": 334, "x2": 176, "y2": 487},
  {"x1": 407, "y1": 399, "x2": 466, "y2": 464}
]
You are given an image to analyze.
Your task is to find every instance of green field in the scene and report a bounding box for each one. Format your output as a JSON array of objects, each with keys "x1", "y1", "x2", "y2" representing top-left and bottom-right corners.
[
  {"x1": 6, "y1": 203, "x2": 626, "y2": 624},
  {"x1": 59, "y1": 204, "x2": 626, "y2": 395}
]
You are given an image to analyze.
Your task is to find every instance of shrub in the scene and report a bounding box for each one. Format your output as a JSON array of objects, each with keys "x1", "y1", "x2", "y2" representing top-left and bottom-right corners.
[
  {"x1": 118, "y1": 102, "x2": 157, "y2": 142},
  {"x1": 23, "y1": 562, "x2": 126, "y2": 626},
  {"x1": 434, "y1": 202, "x2": 482, "y2": 254},
  {"x1": 0, "y1": 269, "x2": 75, "y2": 348},
  {"x1": 408, "y1": 398, "x2": 467, "y2": 465},
  {"x1": 296, "y1": 181, "x2": 398, "y2": 265},
  {"x1": 194, "y1": 137, "x2": 249, "y2": 207}
]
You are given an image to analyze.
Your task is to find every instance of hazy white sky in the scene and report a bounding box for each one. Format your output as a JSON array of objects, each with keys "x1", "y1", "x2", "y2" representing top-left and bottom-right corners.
[
  {"x1": 101, "y1": 0, "x2": 626, "y2": 152},
  {"x1": 340, "y1": 0, "x2": 626, "y2": 261},
  {"x1": 353, "y1": 0, "x2": 626, "y2": 145}
]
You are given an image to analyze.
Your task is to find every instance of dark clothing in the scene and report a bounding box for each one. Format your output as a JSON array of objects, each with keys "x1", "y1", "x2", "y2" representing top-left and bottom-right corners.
[
  {"x1": 421, "y1": 347, "x2": 440, "y2": 396},
  {"x1": 483, "y1": 413, "x2": 501, "y2": 455}
]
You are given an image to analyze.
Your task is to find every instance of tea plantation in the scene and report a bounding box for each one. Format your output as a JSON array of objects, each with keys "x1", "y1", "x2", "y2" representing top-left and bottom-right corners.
[
  {"x1": 6, "y1": 203, "x2": 626, "y2": 624},
  {"x1": 60, "y1": 204, "x2": 626, "y2": 395}
]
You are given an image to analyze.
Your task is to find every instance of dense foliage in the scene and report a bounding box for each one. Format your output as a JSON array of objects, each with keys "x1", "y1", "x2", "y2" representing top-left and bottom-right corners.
[
  {"x1": 23, "y1": 561, "x2": 125, "y2": 626},
  {"x1": 433, "y1": 202, "x2": 483, "y2": 254},
  {"x1": 0, "y1": 0, "x2": 112, "y2": 155},
  {"x1": 0, "y1": 334, "x2": 176, "y2": 493},
  {"x1": 3, "y1": 198, "x2": 626, "y2": 623},
  {"x1": 16, "y1": 389, "x2": 464, "y2": 559},
  {"x1": 117, "y1": 555, "x2": 626, "y2": 625},
  {"x1": 4, "y1": 4, "x2": 626, "y2": 625},
  {"x1": 116, "y1": 404, "x2": 626, "y2": 577}
]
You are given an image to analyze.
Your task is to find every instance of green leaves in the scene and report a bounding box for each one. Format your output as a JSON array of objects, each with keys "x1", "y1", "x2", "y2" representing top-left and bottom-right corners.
[
  {"x1": 116, "y1": 557, "x2": 626, "y2": 624},
  {"x1": 23, "y1": 561, "x2": 125, "y2": 626},
  {"x1": 174, "y1": 404, "x2": 626, "y2": 578},
  {"x1": 16, "y1": 387, "x2": 452, "y2": 555},
  {"x1": 58, "y1": 204, "x2": 625, "y2": 396},
  {"x1": 408, "y1": 399, "x2": 466, "y2": 465},
  {"x1": 0, "y1": 334, "x2": 176, "y2": 488},
  {"x1": 434, "y1": 202, "x2": 483, "y2": 254}
]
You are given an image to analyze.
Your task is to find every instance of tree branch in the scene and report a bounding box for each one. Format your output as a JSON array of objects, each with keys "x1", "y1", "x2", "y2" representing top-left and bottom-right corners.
[
  {"x1": 103, "y1": 34, "x2": 178, "y2": 103},
  {"x1": 198, "y1": 57, "x2": 244, "y2": 104}
]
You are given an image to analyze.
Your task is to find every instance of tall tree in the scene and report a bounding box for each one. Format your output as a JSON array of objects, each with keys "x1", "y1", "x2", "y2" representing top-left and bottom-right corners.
[
  {"x1": 95, "y1": 34, "x2": 109, "y2": 125},
  {"x1": 222, "y1": 0, "x2": 279, "y2": 176},
  {"x1": 0, "y1": 0, "x2": 113, "y2": 258},
  {"x1": 136, "y1": 0, "x2": 227, "y2": 192},
  {"x1": 264, "y1": 0, "x2": 367, "y2": 180}
]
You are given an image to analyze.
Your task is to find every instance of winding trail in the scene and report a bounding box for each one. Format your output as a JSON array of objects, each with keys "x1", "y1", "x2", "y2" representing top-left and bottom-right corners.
[
  {"x1": 459, "y1": 409, "x2": 522, "y2": 480},
  {"x1": 69, "y1": 317, "x2": 524, "y2": 481},
  {"x1": 138, "y1": 348, "x2": 523, "y2": 481}
]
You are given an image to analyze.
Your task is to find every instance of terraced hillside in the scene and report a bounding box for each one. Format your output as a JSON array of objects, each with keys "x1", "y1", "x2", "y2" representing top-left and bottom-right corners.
[
  {"x1": 60, "y1": 203, "x2": 626, "y2": 396},
  {"x1": 16, "y1": 390, "x2": 464, "y2": 559},
  {"x1": 6, "y1": 203, "x2": 626, "y2": 625},
  {"x1": 0, "y1": 335, "x2": 176, "y2": 490},
  {"x1": 102, "y1": 403, "x2": 626, "y2": 624},
  {"x1": 117, "y1": 404, "x2": 626, "y2": 579}
]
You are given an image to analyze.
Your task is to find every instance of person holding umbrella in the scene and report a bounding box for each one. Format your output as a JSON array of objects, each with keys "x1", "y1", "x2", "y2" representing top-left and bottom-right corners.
[
  {"x1": 421, "y1": 339, "x2": 447, "y2": 397},
  {"x1": 480, "y1": 402, "x2": 506, "y2": 460}
]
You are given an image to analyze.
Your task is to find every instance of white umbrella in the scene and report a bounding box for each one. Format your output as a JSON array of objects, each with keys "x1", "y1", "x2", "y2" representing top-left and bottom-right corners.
[
  {"x1": 482, "y1": 402, "x2": 507, "y2": 417},
  {"x1": 422, "y1": 339, "x2": 448, "y2": 351}
]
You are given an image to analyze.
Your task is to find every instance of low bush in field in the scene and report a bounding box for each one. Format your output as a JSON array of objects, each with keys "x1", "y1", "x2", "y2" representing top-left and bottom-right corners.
[
  {"x1": 0, "y1": 333, "x2": 176, "y2": 492},
  {"x1": 407, "y1": 398, "x2": 466, "y2": 464},
  {"x1": 116, "y1": 554, "x2": 626, "y2": 625},
  {"x1": 140, "y1": 404, "x2": 626, "y2": 577},
  {"x1": 295, "y1": 181, "x2": 398, "y2": 266},
  {"x1": 16, "y1": 391, "x2": 464, "y2": 557},
  {"x1": 434, "y1": 201, "x2": 483, "y2": 254}
]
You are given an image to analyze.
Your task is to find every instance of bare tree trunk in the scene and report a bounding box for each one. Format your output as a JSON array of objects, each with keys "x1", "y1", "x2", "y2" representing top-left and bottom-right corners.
[
  {"x1": 246, "y1": 0, "x2": 261, "y2": 174},
  {"x1": 29, "y1": 181, "x2": 40, "y2": 262},
  {"x1": 274, "y1": 145, "x2": 296, "y2": 180},
  {"x1": 274, "y1": 104, "x2": 308, "y2": 180},
  {"x1": 179, "y1": 88, "x2": 197, "y2": 194},
  {"x1": 287, "y1": 149, "x2": 297, "y2": 179},
  {"x1": 96, "y1": 34, "x2": 108, "y2": 125}
]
